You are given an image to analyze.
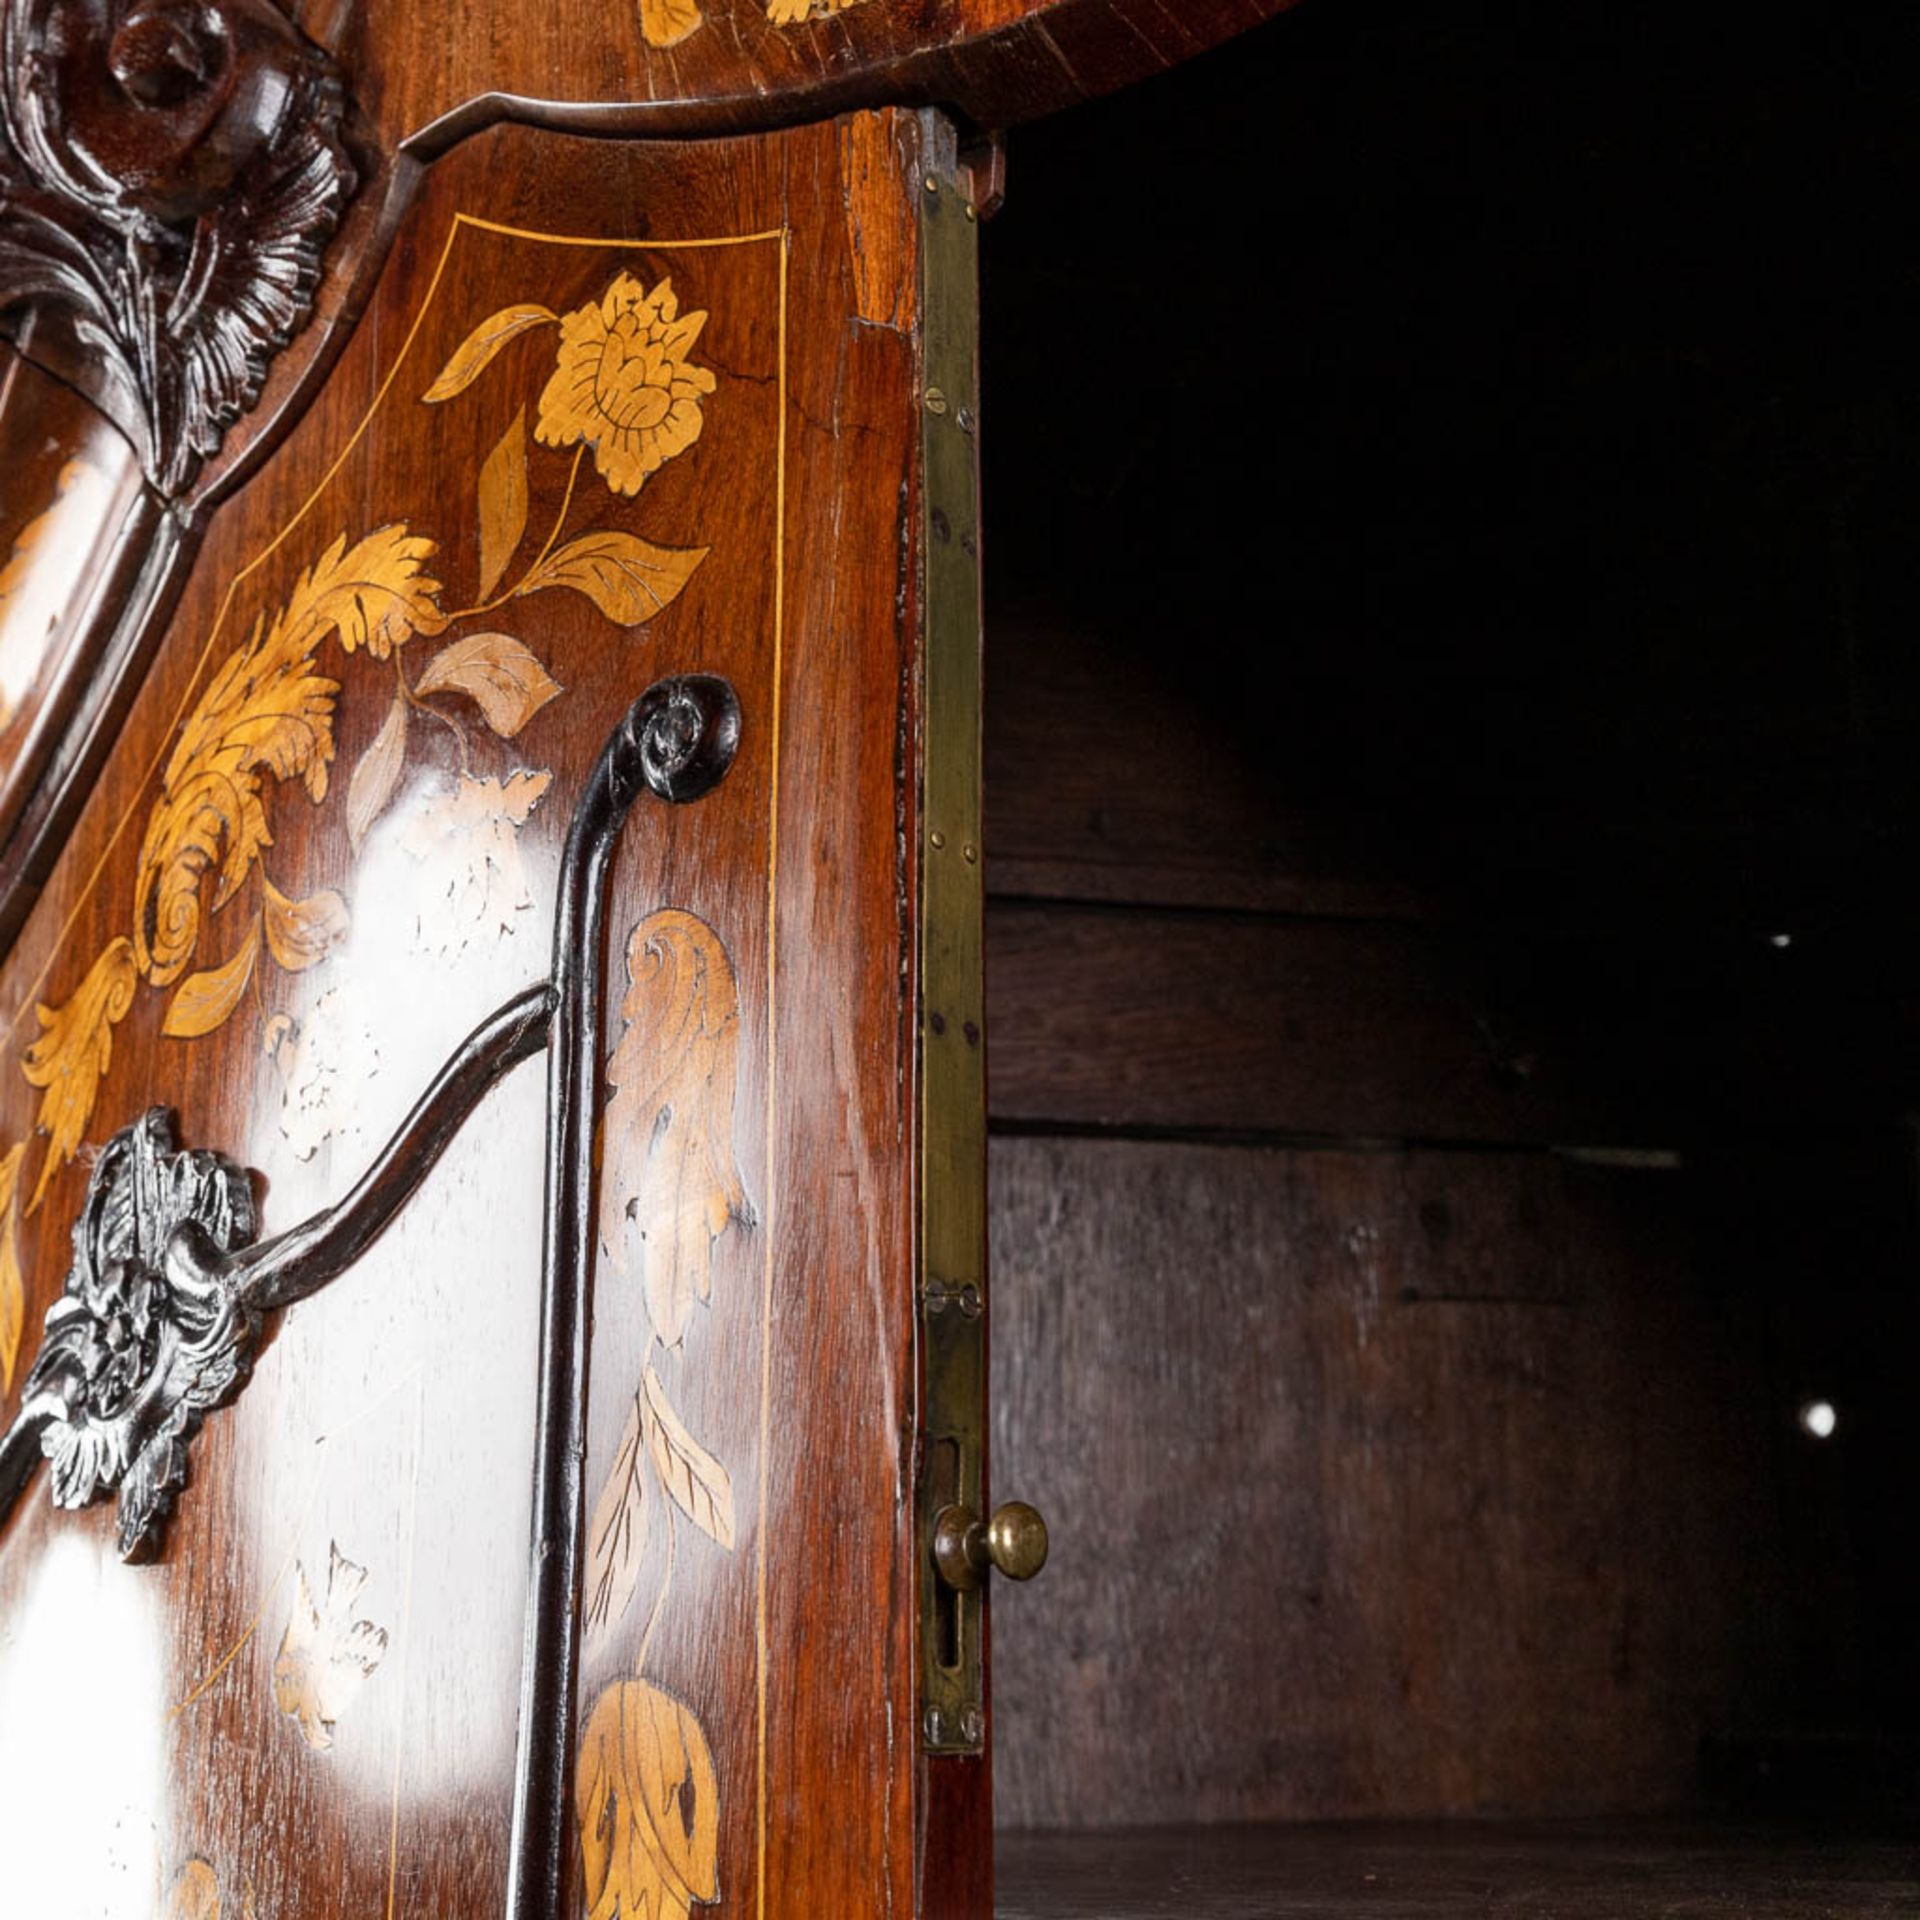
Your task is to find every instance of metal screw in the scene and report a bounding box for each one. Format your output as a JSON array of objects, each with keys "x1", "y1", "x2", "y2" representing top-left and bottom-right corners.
[
  {"x1": 956, "y1": 406, "x2": 976, "y2": 435},
  {"x1": 930, "y1": 830, "x2": 946, "y2": 850},
  {"x1": 924, "y1": 1708, "x2": 946, "y2": 1745},
  {"x1": 924, "y1": 387, "x2": 949, "y2": 416},
  {"x1": 965, "y1": 203, "x2": 978, "y2": 222},
  {"x1": 924, "y1": 176, "x2": 939, "y2": 195},
  {"x1": 958, "y1": 1285, "x2": 983, "y2": 1319},
  {"x1": 962, "y1": 843, "x2": 977, "y2": 863},
  {"x1": 960, "y1": 1708, "x2": 985, "y2": 1745}
]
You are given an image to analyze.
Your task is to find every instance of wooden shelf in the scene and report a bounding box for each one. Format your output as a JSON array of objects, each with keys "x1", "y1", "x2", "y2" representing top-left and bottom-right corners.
[{"x1": 996, "y1": 1820, "x2": 1920, "y2": 1918}]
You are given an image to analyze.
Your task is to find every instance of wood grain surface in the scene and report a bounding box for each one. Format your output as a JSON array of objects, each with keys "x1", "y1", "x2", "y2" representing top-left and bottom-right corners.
[
  {"x1": 0, "y1": 108, "x2": 960, "y2": 1919},
  {"x1": 983, "y1": 608, "x2": 1419, "y2": 921},
  {"x1": 996, "y1": 1821, "x2": 1920, "y2": 1918},
  {"x1": 984, "y1": 902, "x2": 1637, "y2": 1147},
  {"x1": 987, "y1": 1135, "x2": 1814, "y2": 1830}
]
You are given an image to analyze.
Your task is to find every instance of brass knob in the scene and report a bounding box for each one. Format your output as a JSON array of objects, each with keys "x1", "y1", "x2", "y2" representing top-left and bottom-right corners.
[{"x1": 932, "y1": 1501, "x2": 1050, "y2": 1592}]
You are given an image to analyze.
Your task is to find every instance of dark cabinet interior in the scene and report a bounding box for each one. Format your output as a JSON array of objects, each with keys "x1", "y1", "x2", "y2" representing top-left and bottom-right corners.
[{"x1": 978, "y1": 1, "x2": 1920, "y2": 1908}]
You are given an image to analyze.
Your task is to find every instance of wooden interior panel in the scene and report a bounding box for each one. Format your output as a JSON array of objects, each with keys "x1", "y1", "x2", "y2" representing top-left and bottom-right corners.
[
  {"x1": 981, "y1": 891, "x2": 1918, "y2": 1153},
  {"x1": 969, "y1": 10, "x2": 1920, "y2": 1855},
  {"x1": 982, "y1": 610, "x2": 1417, "y2": 920},
  {"x1": 983, "y1": 902, "x2": 1646, "y2": 1148},
  {"x1": 987, "y1": 1135, "x2": 1816, "y2": 1830}
]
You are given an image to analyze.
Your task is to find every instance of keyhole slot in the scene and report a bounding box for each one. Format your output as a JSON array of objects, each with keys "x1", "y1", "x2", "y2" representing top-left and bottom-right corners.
[{"x1": 931, "y1": 1436, "x2": 963, "y2": 1672}]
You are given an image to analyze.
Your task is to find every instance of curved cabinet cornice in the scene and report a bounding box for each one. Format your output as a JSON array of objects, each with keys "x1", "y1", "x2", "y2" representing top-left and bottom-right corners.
[{"x1": 351, "y1": 0, "x2": 1306, "y2": 157}]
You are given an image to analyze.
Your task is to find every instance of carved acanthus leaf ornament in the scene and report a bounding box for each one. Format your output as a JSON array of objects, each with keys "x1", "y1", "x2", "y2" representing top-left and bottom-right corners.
[
  {"x1": 19, "y1": 1107, "x2": 258, "y2": 1558},
  {"x1": 0, "y1": 0, "x2": 357, "y2": 492}
]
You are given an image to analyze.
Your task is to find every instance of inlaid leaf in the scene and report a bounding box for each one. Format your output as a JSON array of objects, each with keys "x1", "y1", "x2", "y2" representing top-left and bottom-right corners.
[
  {"x1": 599, "y1": 910, "x2": 751, "y2": 1348},
  {"x1": 577, "y1": 1679, "x2": 720, "y2": 1920},
  {"x1": 476, "y1": 408, "x2": 530, "y2": 601},
  {"x1": 415, "y1": 632, "x2": 562, "y2": 739},
  {"x1": 584, "y1": 1389, "x2": 652, "y2": 1646},
  {"x1": 347, "y1": 691, "x2": 409, "y2": 850},
  {"x1": 263, "y1": 878, "x2": 350, "y2": 972},
  {"x1": 162, "y1": 913, "x2": 262, "y2": 1039},
  {"x1": 22, "y1": 937, "x2": 137, "y2": 1212},
  {"x1": 273, "y1": 1542, "x2": 389, "y2": 1752},
  {"x1": 422, "y1": 305, "x2": 558, "y2": 403},
  {"x1": 164, "y1": 1860, "x2": 221, "y2": 1920},
  {"x1": 642, "y1": 1361, "x2": 735, "y2": 1551},
  {"x1": 0, "y1": 1142, "x2": 24, "y2": 1393},
  {"x1": 516, "y1": 531, "x2": 708, "y2": 626},
  {"x1": 640, "y1": 0, "x2": 703, "y2": 45},
  {"x1": 310, "y1": 525, "x2": 448, "y2": 658}
]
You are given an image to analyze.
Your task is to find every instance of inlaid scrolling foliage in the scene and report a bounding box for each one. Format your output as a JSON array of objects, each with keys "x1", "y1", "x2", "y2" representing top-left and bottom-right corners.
[
  {"x1": 581, "y1": 909, "x2": 751, "y2": 1920},
  {"x1": 132, "y1": 525, "x2": 442, "y2": 990},
  {"x1": 11, "y1": 267, "x2": 719, "y2": 1220},
  {"x1": 17, "y1": 527, "x2": 444, "y2": 1215}
]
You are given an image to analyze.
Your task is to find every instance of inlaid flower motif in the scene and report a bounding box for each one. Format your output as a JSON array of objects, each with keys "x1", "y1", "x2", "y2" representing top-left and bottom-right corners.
[{"x1": 536, "y1": 274, "x2": 717, "y2": 497}]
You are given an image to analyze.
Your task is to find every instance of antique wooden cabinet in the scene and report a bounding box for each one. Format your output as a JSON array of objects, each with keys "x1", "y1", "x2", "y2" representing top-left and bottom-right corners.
[
  {"x1": 5, "y1": 2, "x2": 1919, "y2": 1917},
  {"x1": 0, "y1": 2, "x2": 1304, "y2": 1916}
]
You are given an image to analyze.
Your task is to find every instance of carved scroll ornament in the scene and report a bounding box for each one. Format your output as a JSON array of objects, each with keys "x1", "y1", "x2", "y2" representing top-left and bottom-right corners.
[
  {"x1": 0, "y1": 0, "x2": 357, "y2": 492},
  {"x1": 21, "y1": 1106, "x2": 256, "y2": 1558}
]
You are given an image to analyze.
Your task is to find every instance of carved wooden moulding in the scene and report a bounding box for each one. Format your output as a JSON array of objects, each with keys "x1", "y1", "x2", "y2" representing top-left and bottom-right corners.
[{"x1": 0, "y1": 0, "x2": 356, "y2": 493}]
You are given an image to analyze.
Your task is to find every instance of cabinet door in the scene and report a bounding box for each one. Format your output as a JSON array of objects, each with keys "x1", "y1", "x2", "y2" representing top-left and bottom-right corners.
[{"x1": 0, "y1": 107, "x2": 987, "y2": 1920}]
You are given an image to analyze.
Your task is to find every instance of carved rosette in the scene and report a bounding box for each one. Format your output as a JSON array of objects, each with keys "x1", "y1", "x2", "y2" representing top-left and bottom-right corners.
[
  {"x1": 22, "y1": 1107, "x2": 257, "y2": 1557},
  {"x1": 0, "y1": 0, "x2": 357, "y2": 492}
]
